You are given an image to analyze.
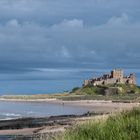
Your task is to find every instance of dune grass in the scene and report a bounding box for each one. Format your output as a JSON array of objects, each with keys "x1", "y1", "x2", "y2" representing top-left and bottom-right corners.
[
  {"x1": 56, "y1": 107, "x2": 140, "y2": 140},
  {"x1": 0, "y1": 92, "x2": 69, "y2": 100}
]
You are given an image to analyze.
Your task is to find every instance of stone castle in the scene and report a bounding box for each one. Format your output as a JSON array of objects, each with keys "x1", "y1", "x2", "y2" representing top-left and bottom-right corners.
[{"x1": 83, "y1": 69, "x2": 136, "y2": 87}]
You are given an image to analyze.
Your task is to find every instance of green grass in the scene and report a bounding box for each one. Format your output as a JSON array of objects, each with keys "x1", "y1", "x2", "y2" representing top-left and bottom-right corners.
[
  {"x1": 0, "y1": 92, "x2": 69, "y2": 100},
  {"x1": 70, "y1": 84, "x2": 140, "y2": 96},
  {"x1": 71, "y1": 85, "x2": 106, "y2": 95},
  {"x1": 59, "y1": 94, "x2": 140, "y2": 102},
  {"x1": 56, "y1": 107, "x2": 140, "y2": 140},
  {"x1": 115, "y1": 84, "x2": 140, "y2": 94}
]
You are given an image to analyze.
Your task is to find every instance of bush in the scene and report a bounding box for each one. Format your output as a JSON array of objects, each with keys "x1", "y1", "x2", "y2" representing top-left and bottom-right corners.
[{"x1": 71, "y1": 87, "x2": 81, "y2": 93}]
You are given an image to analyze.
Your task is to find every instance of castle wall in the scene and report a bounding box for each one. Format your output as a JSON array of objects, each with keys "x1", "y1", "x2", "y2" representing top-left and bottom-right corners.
[
  {"x1": 93, "y1": 80, "x2": 104, "y2": 86},
  {"x1": 104, "y1": 78, "x2": 118, "y2": 85},
  {"x1": 123, "y1": 77, "x2": 136, "y2": 85}
]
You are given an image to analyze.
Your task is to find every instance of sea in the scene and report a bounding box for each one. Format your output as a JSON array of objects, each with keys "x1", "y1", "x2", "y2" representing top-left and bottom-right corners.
[
  {"x1": 0, "y1": 80, "x2": 82, "y2": 95},
  {"x1": 0, "y1": 101, "x2": 88, "y2": 120}
]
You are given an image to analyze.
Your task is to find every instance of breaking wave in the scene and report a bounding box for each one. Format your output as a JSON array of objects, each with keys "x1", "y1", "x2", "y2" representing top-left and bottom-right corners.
[{"x1": 1, "y1": 113, "x2": 21, "y2": 117}]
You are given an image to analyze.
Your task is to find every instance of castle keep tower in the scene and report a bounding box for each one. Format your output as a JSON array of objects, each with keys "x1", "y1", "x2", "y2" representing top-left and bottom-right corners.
[{"x1": 111, "y1": 69, "x2": 123, "y2": 79}]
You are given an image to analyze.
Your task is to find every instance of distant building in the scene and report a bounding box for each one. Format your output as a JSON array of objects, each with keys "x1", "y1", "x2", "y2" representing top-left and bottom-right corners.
[{"x1": 83, "y1": 69, "x2": 136, "y2": 87}]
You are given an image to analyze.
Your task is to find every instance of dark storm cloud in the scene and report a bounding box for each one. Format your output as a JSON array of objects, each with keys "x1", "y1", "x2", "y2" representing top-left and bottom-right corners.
[{"x1": 0, "y1": 0, "x2": 140, "y2": 80}]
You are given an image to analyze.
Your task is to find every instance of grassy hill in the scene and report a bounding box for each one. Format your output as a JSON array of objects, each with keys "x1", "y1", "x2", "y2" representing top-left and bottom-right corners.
[{"x1": 71, "y1": 84, "x2": 140, "y2": 95}]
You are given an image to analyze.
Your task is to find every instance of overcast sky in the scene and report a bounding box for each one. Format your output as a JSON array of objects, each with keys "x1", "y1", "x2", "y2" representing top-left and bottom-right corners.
[{"x1": 0, "y1": 0, "x2": 140, "y2": 81}]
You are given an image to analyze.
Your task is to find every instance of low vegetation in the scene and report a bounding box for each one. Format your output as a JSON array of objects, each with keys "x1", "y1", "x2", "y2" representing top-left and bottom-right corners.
[
  {"x1": 71, "y1": 84, "x2": 140, "y2": 95},
  {"x1": 58, "y1": 84, "x2": 140, "y2": 102},
  {"x1": 59, "y1": 94, "x2": 140, "y2": 103},
  {"x1": 0, "y1": 92, "x2": 69, "y2": 100},
  {"x1": 55, "y1": 107, "x2": 140, "y2": 140}
]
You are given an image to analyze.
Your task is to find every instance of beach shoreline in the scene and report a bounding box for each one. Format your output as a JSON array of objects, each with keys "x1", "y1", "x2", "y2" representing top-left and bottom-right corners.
[{"x1": 0, "y1": 97, "x2": 139, "y2": 112}]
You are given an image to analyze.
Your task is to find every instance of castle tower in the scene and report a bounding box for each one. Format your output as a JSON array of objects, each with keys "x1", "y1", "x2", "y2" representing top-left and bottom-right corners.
[
  {"x1": 111, "y1": 69, "x2": 123, "y2": 79},
  {"x1": 129, "y1": 74, "x2": 136, "y2": 85},
  {"x1": 83, "y1": 80, "x2": 89, "y2": 86}
]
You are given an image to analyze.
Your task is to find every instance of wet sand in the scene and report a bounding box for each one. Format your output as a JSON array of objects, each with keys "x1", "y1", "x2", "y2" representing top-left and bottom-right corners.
[{"x1": 0, "y1": 115, "x2": 109, "y2": 136}]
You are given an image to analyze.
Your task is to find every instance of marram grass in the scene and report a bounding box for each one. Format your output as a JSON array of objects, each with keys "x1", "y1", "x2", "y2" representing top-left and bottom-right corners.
[{"x1": 56, "y1": 108, "x2": 140, "y2": 140}]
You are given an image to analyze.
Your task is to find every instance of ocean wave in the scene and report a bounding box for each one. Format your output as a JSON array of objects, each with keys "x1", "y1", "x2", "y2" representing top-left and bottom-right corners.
[
  {"x1": 1, "y1": 113, "x2": 21, "y2": 117},
  {"x1": 0, "y1": 117, "x2": 14, "y2": 120},
  {"x1": 27, "y1": 111, "x2": 38, "y2": 114}
]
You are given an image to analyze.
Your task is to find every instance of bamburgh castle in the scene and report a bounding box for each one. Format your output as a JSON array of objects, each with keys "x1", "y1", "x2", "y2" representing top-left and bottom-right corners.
[{"x1": 84, "y1": 69, "x2": 136, "y2": 87}]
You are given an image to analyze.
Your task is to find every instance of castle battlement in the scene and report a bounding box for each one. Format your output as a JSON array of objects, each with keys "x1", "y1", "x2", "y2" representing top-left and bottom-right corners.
[{"x1": 83, "y1": 69, "x2": 136, "y2": 87}]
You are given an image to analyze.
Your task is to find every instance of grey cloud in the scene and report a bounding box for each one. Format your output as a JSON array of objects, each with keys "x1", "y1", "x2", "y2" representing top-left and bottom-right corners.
[{"x1": 0, "y1": 0, "x2": 140, "y2": 80}]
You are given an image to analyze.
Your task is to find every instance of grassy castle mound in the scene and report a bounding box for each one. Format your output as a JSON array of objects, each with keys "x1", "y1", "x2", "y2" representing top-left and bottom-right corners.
[{"x1": 71, "y1": 84, "x2": 140, "y2": 95}]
